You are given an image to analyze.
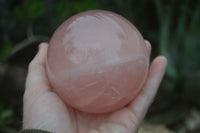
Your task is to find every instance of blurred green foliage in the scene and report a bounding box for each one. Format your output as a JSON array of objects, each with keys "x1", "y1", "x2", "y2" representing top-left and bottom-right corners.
[
  {"x1": 0, "y1": 0, "x2": 200, "y2": 132},
  {"x1": 54, "y1": 0, "x2": 100, "y2": 22},
  {"x1": 14, "y1": 0, "x2": 46, "y2": 21},
  {"x1": 0, "y1": 42, "x2": 12, "y2": 60},
  {"x1": 147, "y1": 0, "x2": 200, "y2": 125},
  {"x1": 0, "y1": 105, "x2": 13, "y2": 129}
]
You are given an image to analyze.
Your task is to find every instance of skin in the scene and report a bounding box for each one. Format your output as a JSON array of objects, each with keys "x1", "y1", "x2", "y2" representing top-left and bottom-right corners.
[{"x1": 23, "y1": 41, "x2": 167, "y2": 133}]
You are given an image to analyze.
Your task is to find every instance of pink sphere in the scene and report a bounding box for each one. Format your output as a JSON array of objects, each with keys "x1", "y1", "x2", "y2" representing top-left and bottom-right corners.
[{"x1": 46, "y1": 10, "x2": 149, "y2": 113}]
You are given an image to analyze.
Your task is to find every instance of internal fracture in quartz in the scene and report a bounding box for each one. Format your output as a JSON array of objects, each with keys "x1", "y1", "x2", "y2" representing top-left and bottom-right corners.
[{"x1": 46, "y1": 10, "x2": 149, "y2": 113}]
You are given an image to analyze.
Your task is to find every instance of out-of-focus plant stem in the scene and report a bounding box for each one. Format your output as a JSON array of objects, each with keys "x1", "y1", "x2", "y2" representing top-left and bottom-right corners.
[{"x1": 7, "y1": 22, "x2": 49, "y2": 59}]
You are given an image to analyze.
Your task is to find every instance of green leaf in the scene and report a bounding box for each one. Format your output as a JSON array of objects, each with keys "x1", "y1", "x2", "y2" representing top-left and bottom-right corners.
[
  {"x1": 0, "y1": 42, "x2": 12, "y2": 60},
  {"x1": 73, "y1": 0, "x2": 100, "y2": 13},
  {"x1": 55, "y1": 0, "x2": 73, "y2": 22},
  {"x1": 0, "y1": 107, "x2": 14, "y2": 128},
  {"x1": 13, "y1": 0, "x2": 46, "y2": 21},
  {"x1": 1, "y1": 109, "x2": 13, "y2": 120}
]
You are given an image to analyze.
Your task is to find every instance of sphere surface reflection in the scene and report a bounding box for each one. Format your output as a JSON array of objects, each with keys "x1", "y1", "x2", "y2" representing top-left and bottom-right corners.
[{"x1": 46, "y1": 10, "x2": 149, "y2": 113}]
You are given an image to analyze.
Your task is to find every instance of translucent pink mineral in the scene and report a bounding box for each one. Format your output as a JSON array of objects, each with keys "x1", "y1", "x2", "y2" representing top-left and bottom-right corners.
[{"x1": 46, "y1": 10, "x2": 149, "y2": 113}]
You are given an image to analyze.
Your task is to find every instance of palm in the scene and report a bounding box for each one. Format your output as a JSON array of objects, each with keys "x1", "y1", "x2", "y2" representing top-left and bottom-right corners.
[
  {"x1": 68, "y1": 103, "x2": 139, "y2": 133},
  {"x1": 24, "y1": 85, "x2": 140, "y2": 133},
  {"x1": 23, "y1": 42, "x2": 167, "y2": 133},
  {"x1": 24, "y1": 91, "x2": 140, "y2": 133}
]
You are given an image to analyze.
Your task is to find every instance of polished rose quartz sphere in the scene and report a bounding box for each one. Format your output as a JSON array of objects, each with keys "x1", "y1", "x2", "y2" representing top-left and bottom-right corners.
[{"x1": 46, "y1": 10, "x2": 149, "y2": 113}]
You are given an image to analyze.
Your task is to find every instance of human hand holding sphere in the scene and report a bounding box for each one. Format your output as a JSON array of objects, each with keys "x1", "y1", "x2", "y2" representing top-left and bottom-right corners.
[{"x1": 22, "y1": 10, "x2": 167, "y2": 133}]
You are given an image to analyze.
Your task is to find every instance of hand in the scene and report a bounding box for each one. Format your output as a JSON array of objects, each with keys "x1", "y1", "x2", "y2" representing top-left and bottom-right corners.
[{"x1": 23, "y1": 41, "x2": 167, "y2": 133}]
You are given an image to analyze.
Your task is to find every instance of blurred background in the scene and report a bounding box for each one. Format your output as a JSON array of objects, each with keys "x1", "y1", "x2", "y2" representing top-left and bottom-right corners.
[{"x1": 0, "y1": 0, "x2": 200, "y2": 132}]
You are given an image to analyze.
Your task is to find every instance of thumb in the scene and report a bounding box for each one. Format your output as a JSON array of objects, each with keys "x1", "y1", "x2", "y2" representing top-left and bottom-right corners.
[{"x1": 24, "y1": 43, "x2": 50, "y2": 99}]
